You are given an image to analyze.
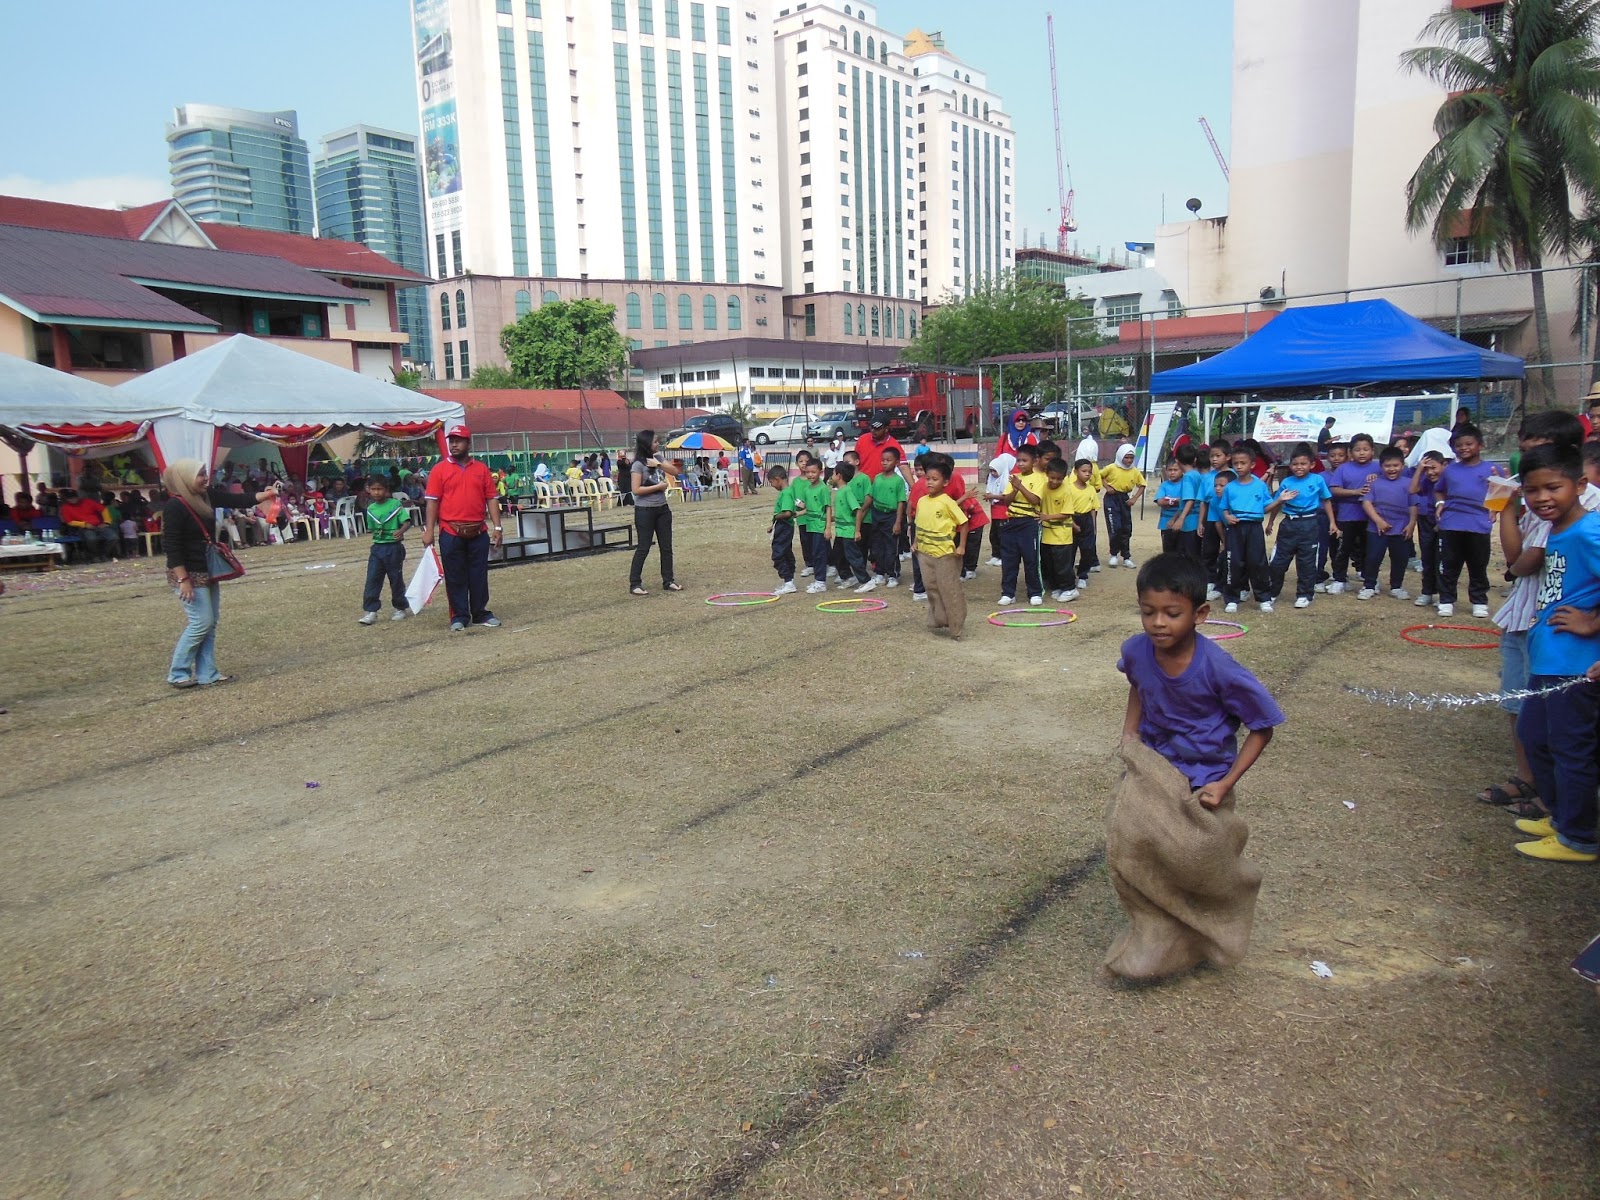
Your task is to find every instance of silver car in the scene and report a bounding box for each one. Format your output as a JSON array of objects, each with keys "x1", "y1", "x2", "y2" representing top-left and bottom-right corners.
[{"x1": 747, "y1": 414, "x2": 811, "y2": 445}]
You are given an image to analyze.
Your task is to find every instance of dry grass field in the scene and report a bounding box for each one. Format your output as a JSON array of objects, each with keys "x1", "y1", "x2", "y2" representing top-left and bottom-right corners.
[{"x1": 2, "y1": 494, "x2": 1598, "y2": 1199}]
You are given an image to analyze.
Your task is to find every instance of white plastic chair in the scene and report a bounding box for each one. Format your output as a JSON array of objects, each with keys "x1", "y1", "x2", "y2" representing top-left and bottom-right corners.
[
  {"x1": 710, "y1": 469, "x2": 731, "y2": 498},
  {"x1": 329, "y1": 496, "x2": 361, "y2": 538}
]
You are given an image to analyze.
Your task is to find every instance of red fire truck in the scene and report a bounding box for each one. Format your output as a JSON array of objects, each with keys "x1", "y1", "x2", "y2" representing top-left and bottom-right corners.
[{"x1": 852, "y1": 366, "x2": 991, "y2": 440}]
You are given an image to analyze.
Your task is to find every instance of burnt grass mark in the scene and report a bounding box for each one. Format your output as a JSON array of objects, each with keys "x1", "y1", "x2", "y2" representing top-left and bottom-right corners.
[{"x1": 691, "y1": 847, "x2": 1107, "y2": 1198}]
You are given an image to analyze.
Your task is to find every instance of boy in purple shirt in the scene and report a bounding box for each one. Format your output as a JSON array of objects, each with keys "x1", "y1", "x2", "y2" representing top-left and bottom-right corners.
[
  {"x1": 1358, "y1": 447, "x2": 1417, "y2": 599},
  {"x1": 1119, "y1": 553, "x2": 1286, "y2": 807},
  {"x1": 1408, "y1": 451, "x2": 1446, "y2": 606},
  {"x1": 1435, "y1": 422, "x2": 1504, "y2": 619},
  {"x1": 1327, "y1": 433, "x2": 1379, "y2": 593}
]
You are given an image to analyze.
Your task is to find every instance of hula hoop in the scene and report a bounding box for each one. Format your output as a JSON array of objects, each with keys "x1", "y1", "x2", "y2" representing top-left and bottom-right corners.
[
  {"x1": 706, "y1": 592, "x2": 781, "y2": 606},
  {"x1": 1400, "y1": 623, "x2": 1501, "y2": 650},
  {"x1": 816, "y1": 597, "x2": 889, "y2": 613},
  {"x1": 1201, "y1": 620, "x2": 1248, "y2": 641},
  {"x1": 987, "y1": 607, "x2": 1078, "y2": 628}
]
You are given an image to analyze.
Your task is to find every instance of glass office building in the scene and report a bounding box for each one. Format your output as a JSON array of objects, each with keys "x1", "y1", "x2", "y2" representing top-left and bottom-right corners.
[
  {"x1": 315, "y1": 125, "x2": 433, "y2": 368},
  {"x1": 168, "y1": 104, "x2": 315, "y2": 235}
]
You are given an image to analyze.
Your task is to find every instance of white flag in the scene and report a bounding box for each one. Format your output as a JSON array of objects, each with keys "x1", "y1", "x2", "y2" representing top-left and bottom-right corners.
[{"x1": 405, "y1": 547, "x2": 443, "y2": 612}]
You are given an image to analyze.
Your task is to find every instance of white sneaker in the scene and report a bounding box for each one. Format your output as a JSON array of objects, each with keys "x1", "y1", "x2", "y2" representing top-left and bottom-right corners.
[
  {"x1": 986, "y1": 556, "x2": 1002, "y2": 566},
  {"x1": 1061, "y1": 588, "x2": 1080, "y2": 601},
  {"x1": 1077, "y1": 576, "x2": 1089, "y2": 589},
  {"x1": 836, "y1": 579, "x2": 856, "y2": 590},
  {"x1": 1224, "y1": 602, "x2": 1239, "y2": 614},
  {"x1": 1089, "y1": 565, "x2": 1103, "y2": 573},
  {"x1": 872, "y1": 574, "x2": 885, "y2": 585},
  {"x1": 1472, "y1": 603, "x2": 1490, "y2": 619},
  {"x1": 1206, "y1": 587, "x2": 1222, "y2": 602},
  {"x1": 912, "y1": 590, "x2": 928, "y2": 602},
  {"x1": 1029, "y1": 595, "x2": 1044, "y2": 606},
  {"x1": 827, "y1": 568, "x2": 839, "y2": 580},
  {"x1": 1123, "y1": 558, "x2": 1136, "y2": 569},
  {"x1": 800, "y1": 566, "x2": 814, "y2": 577},
  {"x1": 886, "y1": 577, "x2": 899, "y2": 588},
  {"x1": 960, "y1": 570, "x2": 977, "y2": 581},
  {"x1": 391, "y1": 608, "x2": 411, "y2": 620},
  {"x1": 1260, "y1": 600, "x2": 1274, "y2": 613},
  {"x1": 1389, "y1": 588, "x2": 1411, "y2": 601},
  {"x1": 1327, "y1": 581, "x2": 1346, "y2": 594},
  {"x1": 1357, "y1": 588, "x2": 1377, "y2": 600},
  {"x1": 1108, "y1": 555, "x2": 1121, "y2": 568},
  {"x1": 358, "y1": 611, "x2": 377, "y2": 625},
  {"x1": 854, "y1": 579, "x2": 878, "y2": 593},
  {"x1": 1415, "y1": 593, "x2": 1433, "y2": 607},
  {"x1": 774, "y1": 580, "x2": 798, "y2": 595},
  {"x1": 1314, "y1": 582, "x2": 1328, "y2": 593},
  {"x1": 998, "y1": 595, "x2": 1015, "y2": 605},
  {"x1": 1294, "y1": 596, "x2": 1311, "y2": 609},
  {"x1": 899, "y1": 552, "x2": 911, "y2": 561},
  {"x1": 806, "y1": 581, "x2": 827, "y2": 594},
  {"x1": 1437, "y1": 602, "x2": 1454, "y2": 617}
]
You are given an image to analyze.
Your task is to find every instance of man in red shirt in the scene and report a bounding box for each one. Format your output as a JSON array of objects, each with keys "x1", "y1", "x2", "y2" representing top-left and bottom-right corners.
[
  {"x1": 853, "y1": 420, "x2": 906, "y2": 479},
  {"x1": 422, "y1": 425, "x2": 503, "y2": 632},
  {"x1": 59, "y1": 489, "x2": 118, "y2": 560}
]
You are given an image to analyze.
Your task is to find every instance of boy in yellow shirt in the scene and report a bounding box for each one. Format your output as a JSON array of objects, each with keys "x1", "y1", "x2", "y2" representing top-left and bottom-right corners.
[
  {"x1": 1101, "y1": 444, "x2": 1147, "y2": 569},
  {"x1": 911, "y1": 454, "x2": 970, "y2": 638},
  {"x1": 998, "y1": 444, "x2": 1048, "y2": 606},
  {"x1": 1065, "y1": 458, "x2": 1103, "y2": 584},
  {"x1": 1039, "y1": 458, "x2": 1081, "y2": 602}
]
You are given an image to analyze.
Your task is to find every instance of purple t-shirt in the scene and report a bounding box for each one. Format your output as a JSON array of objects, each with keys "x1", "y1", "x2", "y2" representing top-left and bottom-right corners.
[
  {"x1": 1365, "y1": 474, "x2": 1414, "y2": 534},
  {"x1": 1438, "y1": 460, "x2": 1498, "y2": 534},
  {"x1": 1329, "y1": 460, "x2": 1380, "y2": 523},
  {"x1": 1117, "y1": 633, "x2": 1287, "y2": 788},
  {"x1": 1413, "y1": 473, "x2": 1440, "y2": 525}
]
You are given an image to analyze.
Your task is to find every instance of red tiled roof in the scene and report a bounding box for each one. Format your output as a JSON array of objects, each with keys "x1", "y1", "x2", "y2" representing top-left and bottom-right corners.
[
  {"x1": 0, "y1": 196, "x2": 178, "y2": 241},
  {"x1": 427, "y1": 388, "x2": 631, "y2": 412},
  {"x1": 203, "y1": 224, "x2": 430, "y2": 284}
]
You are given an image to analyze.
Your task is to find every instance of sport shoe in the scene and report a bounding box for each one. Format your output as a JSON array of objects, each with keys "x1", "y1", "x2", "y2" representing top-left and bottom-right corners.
[
  {"x1": 899, "y1": 552, "x2": 911, "y2": 561},
  {"x1": 1224, "y1": 602, "x2": 1239, "y2": 614},
  {"x1": 801, "y1": 566, "x2": 814, "y2": 577},
  {"x1": 836, "y1": 579, "x2": 856, "y2": 590},
  {"x1": 1328, "y1": 581, "x2": 1346, "y2": 594},
  {"x1": 1472, "y1": 603, "x2": 1490, "y2": 619},
  {"x1": 358, "y1": 611, "x2": 378, "y2": 625},
  {"x1": 1108, "y1": 555, "x2": 1122, "y2": 568},
  {"x1": 912, "y1": 590, "x2": 928, "y2": 602},
  {"x1": 1389, "y1": 588, "x2": 1411, "y2": 601},
  {"x1": 391, "y1": 608, "x2": 411, "y2": 621},
  {"x1": 886, "y1": 577, "x2": 900, "y2": 588},
  {"x1": 1077, "y1": 576, "x2": 1089, "y2": 589},
  {"x1": 1206, "y1": 587, "x2": 1222, "y2": 602},
  {"x1": 774, "y1": 580, "x2": 798, "y2": 595},
  {"x1": 998, "y1": 595, "x2": 1015, "y2": 605},
  {"x1": 450, "y1": 621, "x2": 467, "y2": 633},
  {"x1": 1294, "y1": 596, "x2": 1311, "y2": 609},
  {"x1": 1514, "y1": 835, "x2": 1598, "y2": 863},
  {"x1": 960, "y1": 570, "x2": 977, "y2": 581},
  {"x1": 1314, "y1": 582, "x2": 1328, "y2": 593},
  {"x1": 855, "y1": 579, "x2": 878, "y2": 593},
  {"x1": 1357, "y1": 588, "x2": 1377, "y2": 600},
  {"x1": 1516, "y1": 816, "x2": 1556, "y2": 838},
  {"x1": 474, "y1": 615, "x2": 501, "y2": 627},
  {"x1": 1029, "y1": 595, "x2": 1044, "y2": 606},
  {"x1": 1437, "y1": 602, "x2": 1454, "y2": 617},
  {"x1": 806, "y1": 581, "x2": 827, "y2": 594},
  {"x1": 1260, "y1": 600, "x2": 1274, "y2": 613},
  {"x1": 1061, "y1": 588, "x2": 1080, "y2": 601},
  {"x1": 872, "y1": 574, "x2": 885, "y2": 585},
  {"x1": 1415, "y1": 593, "x2": 1434, "y2": 607},
  {"x1": 1123, "y1": 558, "x2": 1137, "y2": 569},
  {"x1": 1089, "y1": 565, "x2": 1103, "y2": 573},
  {"x1": 986, "y1": 556, "x2": 1002, "y2": 566}
]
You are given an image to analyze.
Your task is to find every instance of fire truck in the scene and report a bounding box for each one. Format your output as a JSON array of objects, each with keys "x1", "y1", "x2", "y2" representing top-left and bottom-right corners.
[{"x1": 852, "y1": 366, "x2": 991, "y2": 440}]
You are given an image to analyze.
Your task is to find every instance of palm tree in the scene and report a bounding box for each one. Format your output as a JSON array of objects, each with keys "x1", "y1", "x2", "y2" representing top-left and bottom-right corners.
[{"x1": 1403, "y1": 0, "x2": 1600, "y2": 405}]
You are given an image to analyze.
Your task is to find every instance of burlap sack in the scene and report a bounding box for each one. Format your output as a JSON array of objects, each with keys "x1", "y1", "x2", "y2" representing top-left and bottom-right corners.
[{"x1": 1103, "y1": 738, "x2": 1263, "y2": 981}]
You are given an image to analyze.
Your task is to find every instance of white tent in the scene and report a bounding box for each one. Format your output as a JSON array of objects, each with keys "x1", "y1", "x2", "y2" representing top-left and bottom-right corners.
[
  {"x1": 0, "y1": 350, "x2": 184, "y2": 455},
  {"x1": 115, "y1": 335, "x2": 465, "y2": 467}
]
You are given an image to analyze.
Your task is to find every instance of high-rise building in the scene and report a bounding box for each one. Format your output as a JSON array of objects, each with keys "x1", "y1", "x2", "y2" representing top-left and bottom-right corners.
[
  {"x1": 315, "y1": 125, "x2": 434, "y2": 369},
  {"x1": 167, "y1": 104, "x2": 315, "y2": 235}
]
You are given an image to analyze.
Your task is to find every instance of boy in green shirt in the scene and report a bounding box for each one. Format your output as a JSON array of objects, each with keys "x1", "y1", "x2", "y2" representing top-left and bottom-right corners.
[
  {"x1": 766, "y1": 464, "x2": 798, "y2": 596},
  {"x1": 827, "y1": 461, "x2": 875, "y2": 591},
  {"x1": 359, "y1": 475, "x2": 412, "y2": 624},
  {"x1": 867, "y1": 446, "x2": 909, "y2": 588},
  {"x1": 793, "y1": 460, "x2": 833, "y2": 594}
]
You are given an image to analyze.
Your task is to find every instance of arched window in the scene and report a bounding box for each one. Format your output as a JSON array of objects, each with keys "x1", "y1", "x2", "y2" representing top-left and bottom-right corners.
[
  {"x1": 455, "y1": 289, "x2": 467, "y2": 327},
  {"x1": 727, "y1": 296, "x2": 742, "y2": 330},
  {"x1": 440, "y1": 292, "x2": 451, "y2": 331},
  {"x1": 857, "y1": 303, "x2": 865, "y2": 334},
  {"x1": 542, "y1": 290, "x2": 559, "y2": 305},
  {"x1": 983, "y1": 102, "x2": 990, "y2": 121},
  {"x1": 626, "y1": 292, "x2": 642, "y2": 329},
  {"x1": 514, "y1": 289, "x2": 532, "y2": 318},
  {"x1": 871, "y1": 306, "x2": 880, "y2": 336},
  {"x1": 843, "y1": 304, "x2": 853, "y2": 336},
  {"x1": 703, "y1": 295, "x2": 719, "y2": 329},
  {"x1": 896, "y1": 307, "x2": 906, "y2": 339},
  {"x1": 853, "y1": 31, "x2": 860, "y2": 55},
  {"x1": 653, "y1": 293, "x2": 667, "y2": 329},
  {"x1": 866, "y1": 36, "x2": 874, "y2": 60},
  {"x1": 678, "y1": 294, "x2": 693, "y2": 329},
  {"x1": 909, "y1": 312, "x2": 917, "y2": 338},
  {"x1": 961, "y1": 95, "x2": 969, "y2": 115},
  {"x1": 880, "y1": 43, "x2": 887, "y2": 64},
  {"x1": 844, "y1": 4, "x2": 851, "y2": 13}
]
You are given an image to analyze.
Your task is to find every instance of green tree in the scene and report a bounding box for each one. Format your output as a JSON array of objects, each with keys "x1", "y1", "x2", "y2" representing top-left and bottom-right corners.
[
  {"x1": 1403, "y1": 0, "x2": 1600, "y2": 405},
  {"x1": 391, "y1": 367, "x2": 423, "y2": 390},
  {"x1": 903, "y1": 273, "x2": 1102, "y2": 409},
  {"x1": 499, "y1": 298, "x2": 629, "y2": 388},
  {"x1": 466, "y1": 363, "x2": 523, "y2": 389}
]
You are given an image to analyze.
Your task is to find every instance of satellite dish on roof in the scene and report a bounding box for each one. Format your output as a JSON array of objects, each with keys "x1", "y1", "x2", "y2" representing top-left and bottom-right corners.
[{"x1": 1185, "y1": 197, "x2": 1202, "y2": 215}]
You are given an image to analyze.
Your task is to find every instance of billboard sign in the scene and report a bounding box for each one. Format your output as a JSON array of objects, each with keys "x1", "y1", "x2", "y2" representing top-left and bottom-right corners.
[{"x1": 413, "y1": 0, "x2": 463, "y2": 249}]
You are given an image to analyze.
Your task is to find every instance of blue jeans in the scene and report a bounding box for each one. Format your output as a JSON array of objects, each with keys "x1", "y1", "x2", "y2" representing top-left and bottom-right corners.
[
  {"x1": 439, "y1": 530, "x2": 492, "y2": 624},
  {"x1": 363, "y1": 542, "x2": 408, "y2": 612},
  {"x1": 169, "y1": 582, "x2": 222, "y2": 684},
  {"x1": 1516, "y1": 676, "x2": 1600, "y2": 853}
]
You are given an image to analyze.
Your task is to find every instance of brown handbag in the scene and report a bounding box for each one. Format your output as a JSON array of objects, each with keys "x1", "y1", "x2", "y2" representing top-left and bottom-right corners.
[
  {"x1": 448, "y1": 520, "x2": 487, "y2": 538},
  {"x1": 179, "y1": 499, "x2": 245, "y2": 582}
]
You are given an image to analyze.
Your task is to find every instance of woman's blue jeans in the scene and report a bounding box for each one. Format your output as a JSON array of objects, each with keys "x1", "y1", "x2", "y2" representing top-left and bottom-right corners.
[{"x1": 169, "y1": 582, "x2": 222, "y2": 684}]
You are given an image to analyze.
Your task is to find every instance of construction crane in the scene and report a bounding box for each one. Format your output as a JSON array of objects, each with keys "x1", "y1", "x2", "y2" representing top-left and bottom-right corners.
[
  {"x1": 1199, "y1": 116, "x2": 1230, "y2": 180},
  {"x1": 1047, "y1": 13, "x2": 1077, "y2": 247}
]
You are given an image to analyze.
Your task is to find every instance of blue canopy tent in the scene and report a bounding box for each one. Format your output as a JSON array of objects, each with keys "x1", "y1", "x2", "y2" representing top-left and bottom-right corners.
[{"x1": 1150, "y1": 299, "x2": 1525, "y2": 395}]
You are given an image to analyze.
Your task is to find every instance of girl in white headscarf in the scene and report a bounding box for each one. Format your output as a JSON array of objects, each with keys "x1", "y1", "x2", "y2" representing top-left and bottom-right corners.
[{"x1": 1101, "y1": 443, "x2": 1148, "y2": 568}]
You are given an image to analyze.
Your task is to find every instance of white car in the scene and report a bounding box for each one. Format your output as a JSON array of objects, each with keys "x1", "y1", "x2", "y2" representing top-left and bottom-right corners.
[{"x1": 747, "y1": 413, "x2": 811, "y2": 445}]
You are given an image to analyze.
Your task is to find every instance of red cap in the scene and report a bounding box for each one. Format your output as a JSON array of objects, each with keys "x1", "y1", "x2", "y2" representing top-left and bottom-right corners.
[{"x1": 446, "y1": 424, "x2": 471, "y2": 439}]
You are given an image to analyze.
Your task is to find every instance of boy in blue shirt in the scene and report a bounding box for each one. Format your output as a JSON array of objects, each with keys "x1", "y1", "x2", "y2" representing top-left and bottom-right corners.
[
  {"x1": 1154, "y1": 459, "x2": 1186, "y2": 555},
  {"x1": 1198, "y1": 443, "x2": 1230, "y2": 600},
  {"x1": 1219, "y1": 448, "x2": 1279, "y2": 614},
  {"x1": 1510, "y1": 443, "x2": 1600, "y2": 862},
  {"x1": 1171, "y1": 443, "x2": 1206, "y2": 562},
  {"x1": 1266, "y1": 442, "x2": 1335, "y2": 609}
]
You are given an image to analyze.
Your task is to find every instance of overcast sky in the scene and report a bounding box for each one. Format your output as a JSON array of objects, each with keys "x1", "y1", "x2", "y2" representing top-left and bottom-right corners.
[{"x1": 3, "y1": 0, "x2": 1233, "y2": 253}]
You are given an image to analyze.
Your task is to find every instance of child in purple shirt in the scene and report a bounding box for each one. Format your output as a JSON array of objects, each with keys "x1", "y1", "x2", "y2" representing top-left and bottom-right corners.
[
  {"x1": 1120, "y1": 553, "x2": 1286, "y2": 805},
  {"x1": 1435, "y1": 422, "x2": 1504, "y2": 618},
  {"x1": 1358, "y1": 446, "x2": 1418, "y2": 599},
  {"x1": 1327, "y1": 433, "x2": 1380, "y2": 591}
]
